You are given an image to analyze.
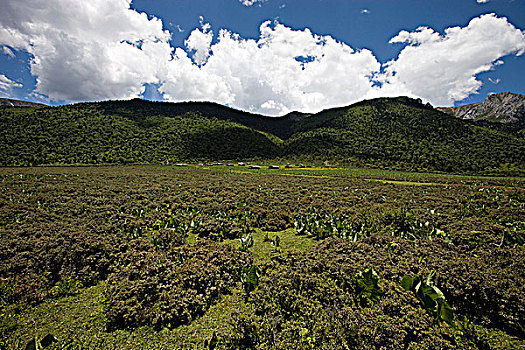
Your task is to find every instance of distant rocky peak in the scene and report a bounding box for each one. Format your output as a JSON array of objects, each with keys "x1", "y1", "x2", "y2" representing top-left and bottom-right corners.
[
  {"x1": 437, "y1": 92, "x2": 525, "y2": 123},
  {"x1": 0, "y1": 98, "x2": 47, "y2": 108},
  {"x1": 486, "y1": 91, "x2": 521, "y2": 104}
]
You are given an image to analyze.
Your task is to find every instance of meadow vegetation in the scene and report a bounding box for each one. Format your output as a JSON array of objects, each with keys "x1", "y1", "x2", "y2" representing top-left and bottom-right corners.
[{"x1": 0, "y1": 165, "x2": 523, "y2": 349}]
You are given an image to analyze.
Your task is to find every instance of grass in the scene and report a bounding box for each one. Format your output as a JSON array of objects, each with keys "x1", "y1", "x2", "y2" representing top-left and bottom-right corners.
[
  {"x1": 2, "y1": 165, "x2": 524, "y2": 349},
  {"x1": 8, "y1": 282, "x2": 234, "y2": 349},
  {"x1": 365, "y1": 179, "x2": 443, "y2": 186},
  {"x1": 4, "y1": 228, "x2": 316, "y2": 349},
  {"x1": 156, "y1": 164, "x2": 525, "y2": 184},
  {"x1": 164, "y1": 164, "x2": 525, "y2": 193},
  {"x1": 5, "y1": 272, "x2": 242, "y2": 349},
  {"x1": 5, "y1": 283, "x2": 107, "y2": 349},
  {"x1": 224, "y1": 229, "x2": 317, "y2": 265}
]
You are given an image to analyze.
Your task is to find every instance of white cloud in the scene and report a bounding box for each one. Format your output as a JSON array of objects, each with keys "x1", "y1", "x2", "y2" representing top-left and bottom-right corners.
[
  {"x1": 382, "y1": 14, "x2": 525, "y2": 106},
  {"x1": 488, "y1": 77, "x2": 501, "y2": 84},
  {"x1": 161, "y1": 14, "x2": 525, "y2": 114},
  {"x1": 0, "y1": 74, "x2": 22, "y2": 94},
  {"x1": 2, "y1": 46, "x2": 15, "y2": 58},
  {"x1": 477, "y1": 0, "x2": 489, "y2": 3},
  {"x1": 184, "y1": 18, "x2": 213, "y2": 66},
  {"x1": 0, "y1": 0, "x2": 173, "y2": 102},
  {"x1": 160, "y1": 21, "x2": 381, "y2": 115},
  {"x1": 240, "y1": 0, "x2": 267, "y2": 6},
  {"x1": 361, "y1": 9, "x2": 371, "y2": 15},
  {"x1": 0, "y1": 1, "x2": 524, "y2": 115}
]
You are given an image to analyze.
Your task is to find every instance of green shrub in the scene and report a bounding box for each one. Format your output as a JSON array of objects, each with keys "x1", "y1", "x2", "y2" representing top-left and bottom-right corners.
[
  {"x1": 226, "y1": 241, "x2": 458, "y2": 349},
  {"x1": 105, "y1": 240, "x2": 252, "y2": 330}
]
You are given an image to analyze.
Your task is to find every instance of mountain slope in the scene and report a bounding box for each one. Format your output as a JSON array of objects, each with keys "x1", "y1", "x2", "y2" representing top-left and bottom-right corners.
[
  {"x1": 0, "y1": 104, "x2": 281, "y2": 165},
  {"x1": 1, "y1": 97, "x2": 524, "y2": 173},
  {"x1": 284, "y1": 97, "x2": 525, "y2": 172},
  {"x1": 95, "y1": 99, "x2": 304, "y2": 139},
  {"x1": 437, "y1": 92, "x2": 525, "y2": 123}
]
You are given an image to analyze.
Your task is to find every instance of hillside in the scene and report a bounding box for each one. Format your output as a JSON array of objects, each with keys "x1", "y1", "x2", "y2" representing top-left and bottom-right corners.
[
  {"x1": 1, "y1": 97, "x2": 524, "y2": 173},
  {"x1": 95, "y1": 99, "x2": 304, "y2": 139},
  {"x1": 437, "y1": 92, "x2": 525, "y2": 124},
  {"x1": 0, "y1": 98, "x2": 47, "y2": 108},
  {"x1": 284, "y1": 97, "x2": 525, "y2": 173},
  {"x1": 0, "y1": 104, "x2": 281, "y2": 165}
]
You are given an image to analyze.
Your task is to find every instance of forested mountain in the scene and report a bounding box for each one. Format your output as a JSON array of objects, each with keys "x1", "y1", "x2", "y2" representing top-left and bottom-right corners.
[
  {"x1": 1, "y1": 96, "x2": 524, "y2": 174},
  {"x1": 0, "y1": 103, "x2": 281, "y2": 165},
  {"x1": 284, "y1": 97, "x2": 525, "y2": 173},
  {"x1": 95, "y1": 99, "x2": 304, "y2": 139}
]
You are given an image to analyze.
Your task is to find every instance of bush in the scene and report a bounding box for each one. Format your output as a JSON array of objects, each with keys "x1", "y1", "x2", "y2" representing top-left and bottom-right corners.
[
  {"x1": 226, "y1": 240, "x2": 457, "y2": 349},
  {"x1": 225, "y1": 237, "x2": 525, "y2": 348},
  {"x1": 105, "y1": 240, "x2": 252, "y2": 330},
  {"x1": 0, "y1": 229, "x2": 121, "y2": 304},
  {"x1": 192, "y1": 214, "x2": 243, "y2": 240}
]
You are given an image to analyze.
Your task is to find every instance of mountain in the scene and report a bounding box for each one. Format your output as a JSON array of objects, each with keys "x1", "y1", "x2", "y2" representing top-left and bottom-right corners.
[
  {"x1": 0, "y1": 98, "x2": 47, "y2": 108},
  {"x1": 284, "y1": 97, "x2": 524, "y2": 173},
  {"x1": 95, "y1": 99, "x2": 306, "y2": 139},
  {"x1": 1, "y1": 96, "x2": 524, "y2": 174},
  {"x1": 437, "y1": 92, "x2": 525, "y2": 124},
  {"x1": 0, "y1": 101, "x2": 282, "y2": 165}
]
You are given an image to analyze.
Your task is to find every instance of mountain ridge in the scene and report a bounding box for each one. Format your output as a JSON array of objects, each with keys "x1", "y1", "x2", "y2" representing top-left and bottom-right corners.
[
  {"x1": 1, "y1": 95, "x2": 524, "y2": 174},
  {"x1": 3, "y1": 91, "x2": 524, "y2": 123}
]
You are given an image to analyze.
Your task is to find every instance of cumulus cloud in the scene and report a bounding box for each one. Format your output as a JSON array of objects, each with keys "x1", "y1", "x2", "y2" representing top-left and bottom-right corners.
[
  {"x1": 160, "y1": 21, "x2": 381, "y2": 115},
  {"x1": 240, "y1": 0, "x2": 267, "y2": 6},
  {"x1": 185, "y1": 18, "x2": 213, "y2": 66},
  {"x1": 0, "y1": 74, "x2": 22, "y2": 94},
  {"x1": 382, "y1": 14, "x2": 525, "y2": 106},
  {"x1": 0, "y1": 0, "x2": 524, "y2": 115},
  {"x1": 477, "y1": 0, "x2": 489, "y2": 3},
  {"x1": 0, "y1": 0, "x2": 173, "y2": 102},
  {"x1": 361, "y1": 9, "x2": 371, "y2": 15},
  {"x1": 2, "y1": 46, "x2": 15, "y2": 58},
  {"x1": 160, "y1": 14, "x2": 524, "y2": 114}
]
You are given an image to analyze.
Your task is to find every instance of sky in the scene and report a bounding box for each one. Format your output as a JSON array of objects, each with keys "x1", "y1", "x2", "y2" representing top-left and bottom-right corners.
[{"x1": 0, "y1": 0, "x2": 524, "y2": 116}]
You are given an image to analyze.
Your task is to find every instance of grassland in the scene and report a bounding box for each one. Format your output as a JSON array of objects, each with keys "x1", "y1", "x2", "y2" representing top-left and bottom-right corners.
[{"x1": 1, "y1": 165, "x2": 524, "y2": 349}]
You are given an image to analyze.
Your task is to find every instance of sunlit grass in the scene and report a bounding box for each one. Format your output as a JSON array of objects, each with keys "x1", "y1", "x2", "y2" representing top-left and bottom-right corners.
[{"x1": 6, "y1": 227, "x2": 316, "y2": 349}]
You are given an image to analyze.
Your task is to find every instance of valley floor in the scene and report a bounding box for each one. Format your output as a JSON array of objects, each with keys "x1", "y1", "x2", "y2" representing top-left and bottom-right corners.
[{"x1": 0, "y1": 165, "x2": 524, "y2": 349}]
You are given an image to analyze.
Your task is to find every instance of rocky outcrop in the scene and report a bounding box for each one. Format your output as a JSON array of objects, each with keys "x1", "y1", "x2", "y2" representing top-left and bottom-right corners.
[
  {"x1": 0, "y1": 98, "x2": 46, "y2": 107},
  {"x1": 437, "y1": 92, "x2": 525, "y2": 123}
]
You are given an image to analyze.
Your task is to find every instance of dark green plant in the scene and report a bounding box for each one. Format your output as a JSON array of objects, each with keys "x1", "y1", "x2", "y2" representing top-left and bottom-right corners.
[
  {"x1": 355, "y1": 267, "x2": 382, "y2": 303},
  {"x1": 241, "y1": 265, "x2": 259, "y2": 297},
  {"x1": 239, "y1": 233, "x2": 254, "y2": 252},
  {"x1": 25, "y1": 334, "x2": 57, "y2": 350},
  {"x1": 294, "y1": 211, "x2": 340, "y2": 239},
  {"x1": 0, "y1": 278, "x2": 18, "y2": 305},
  {"x1": 271, "y1": 235, "x2": 280, "y2": 248},
  {"x1": 204, "y1": 331, "x2": 218, "y2": 350},
  {"x1": 401, "y1": 271, "x2": 454, "y2": 326},
  {"x1": 49, "y1": 277, "x2": 83, "y2": 298},
  {"x1": 498, "y1": 228, "x2": 525, "y2": 247}
]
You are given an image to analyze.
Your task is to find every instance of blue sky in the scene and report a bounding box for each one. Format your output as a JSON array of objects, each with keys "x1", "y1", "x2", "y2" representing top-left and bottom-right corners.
[{"x1": 0, "y1": 0, "x2": 524, "y2": 115}]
